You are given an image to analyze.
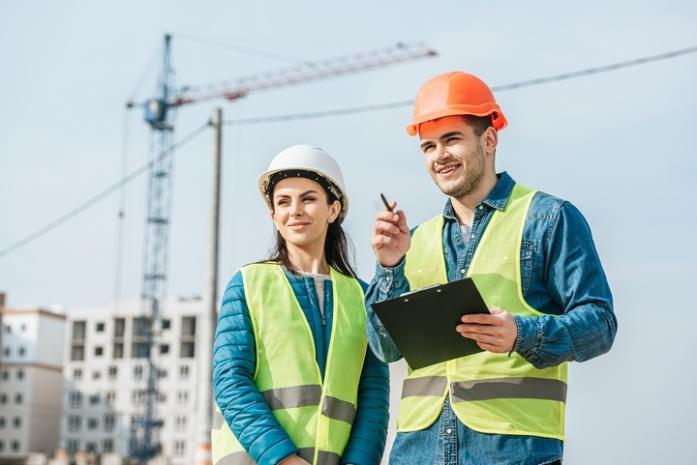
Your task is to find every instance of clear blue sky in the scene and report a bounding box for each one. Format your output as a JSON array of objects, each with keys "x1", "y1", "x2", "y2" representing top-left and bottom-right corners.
[{"x1": 1, "y1": 1, "x2": 696, "y2": 463}]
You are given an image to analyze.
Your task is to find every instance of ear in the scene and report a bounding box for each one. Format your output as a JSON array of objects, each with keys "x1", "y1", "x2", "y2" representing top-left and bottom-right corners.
[
  {"x1": 482, "y1": 126, "x2": 498, "y2": 156},
  {"x1": 328, "y1": 200, "x2": 341, "y2": 223}
]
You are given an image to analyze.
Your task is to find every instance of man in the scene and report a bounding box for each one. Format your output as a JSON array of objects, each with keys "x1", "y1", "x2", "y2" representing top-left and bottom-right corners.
[{"x1": 366, "y1": 71, "x2": 617, "y2": 465}]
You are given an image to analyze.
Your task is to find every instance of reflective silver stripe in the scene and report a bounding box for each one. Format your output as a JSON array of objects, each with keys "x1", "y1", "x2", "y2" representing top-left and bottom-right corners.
[
  {"x1": 261, "y1": 384, "x2": 322, "y2": 410},
  {"x1": 451, "y1": 377, "x2": 567, "y2": 402},
  {"x1": 215, "y1": 451, "x2": 256, "y2": 465},
  {"x1": 322, "y1": 396, "x2": 356, "y2": 424},
  {"x1": 212, "y1": 409, "x2": 225, "y2": 429},
  {"x1": 401, "y1": 376, "x2": 448, "y2": 398},
  {"x1": 297, "y1": 448, "x2": 315, "y2": 463},
  {"x1": 316, "y1": 450, "x2": 341, "y2": 465}
]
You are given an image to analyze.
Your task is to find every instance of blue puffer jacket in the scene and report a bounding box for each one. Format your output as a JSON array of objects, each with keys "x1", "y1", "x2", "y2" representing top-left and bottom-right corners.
[{"x1": 213, "y1": 268, "x2": 390, "y2": 465}]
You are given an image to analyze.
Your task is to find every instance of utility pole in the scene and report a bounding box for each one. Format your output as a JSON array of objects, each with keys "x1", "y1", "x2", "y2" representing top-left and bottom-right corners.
[{"x1": 196, "y1": 108, "x2": 222, "y2": 465}]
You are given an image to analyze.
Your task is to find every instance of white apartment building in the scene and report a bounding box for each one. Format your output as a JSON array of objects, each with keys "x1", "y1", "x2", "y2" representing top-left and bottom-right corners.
[
  {"x1": 0, "y1": 294, "x2": 67, "y2": 464},
  {"x1": 60, "y1": 296, "x2": 209, "y2": 465}
]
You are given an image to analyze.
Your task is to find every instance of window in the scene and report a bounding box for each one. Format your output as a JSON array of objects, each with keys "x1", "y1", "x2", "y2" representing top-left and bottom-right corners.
[
  {"x1": 3, "y1": 347, "x2": 10, "y2": 357},
  {"x1": 132, "y1": 317, "x2": 149, "y2": 337},
  {"x1": 176, "y1": 391, "x2": 189, "y2": 405},
  {"x1": 87, "y1": 418, "x2": 98, "y2": 430},
  {"x1": 133, "y1": 365, "x2": 144, "y2": 380},
  {"x1": 89, "y1": 394, "x2": 100, "y2": 405},
  {"x1": 174, "y1": 440, "x2": 185, "y2": 457},
  {"x1": 132, "y1": 390, "x2": 146, "y2": 405},
  {"x1": 103, "y1": 438, "x2": 113, "y2": 453},
  {"x1": 0, "y1": 440, "x2": 3, "y2": 452},
  {"x1": 69, "y1": 391, "x2": 83, "y2": 408},
  {"x1": 131, "y1": 342, "x2": 149, "y2": 358},
  {"x1": 66, "y1": 440, "x2": 79, "y2": 454},
  {"x1": 161, "y1": 319, "x2": 171, "y2": 330},
  {"x1": 113, "y1": 318, "x2": 125, "y2": 338},
  {"x1": 92, "y1": 370, "x2": 101, "y2": 380},
  {"x1": 180, "y1": 316, "x2": 196, "y2": 358},
  {"x1": 181, "y1": 316, "x2": 196, "y2": 337},
  {"x1": 13, "y1": 417, "x2": 21, "y2": 428},
  {"x1": 0, "y1": 417, "x2": 5, "y2": 428},
  {"x1": 180, "y1": 341, "x2": 195, "y2": 358},
  {"x1": 73, "y1": 368, "x2": 82, "y2": 380},
  {"x1": 85, "y1": 442, "x2": 97, "y2": 453},
  {"x1": 94, "y1": 346, "x2": 104, "y2": 357},
  {"x1": 0, "y1": 394, "x2": 6, "y2": 404},
  {"x1": 16, "y1": 369, "x2": 24, "y2": 380},
  {"x1": 15, "y1": 393, "x2": 22, "y2": 404},
  {"x1": 175, "y1": 416, "x2": 186, "y2": 431},
  {"x1": 72, "y1": 321, "x2": 86, "y2": 341},
  {"x1": 20, "y1": 324, "x2": 27, "y2": 332},
  {"x1": 157, "y1": 369, "x2": 167, "y2": 379},
  {"x1": 108, "y1": 366, "x2": 118, "y2": 379},
  {"x1": 104, "y1": 414, "x2": 115, "y2": 432},
  {"x1": 70, "y1": 345, "x2": 85, "y2": 361},
  {"x1": 159, "y1": 344, "x2": 169, "y2": 355},
  {"x1": 11, "y1": 440, "x2": 20, "y2": 452},
  {"x1": 68, "y1": 416, "x2": 81, "y2": 432},
  {"x1": 96, "y1": 322, "x2": 105, "y2": 332},
  {"x1": 18, "y1": 346, "x2": 26, "y2": 357},
  {"x1": 113, "y1": 342, "x2": 124, "y2": 359},
  {"x1": 1, "y1": 370, "x2": 8, "y2": 380},
  {"x1": 179, "y1": 365, "x2": 189, "y2": 379},
  {"x1": 106, "y1": 391, "x2": 116, "y2": 406},
  {"x1": 157, "y1": 392, "x2": 167, "y2": 403}
]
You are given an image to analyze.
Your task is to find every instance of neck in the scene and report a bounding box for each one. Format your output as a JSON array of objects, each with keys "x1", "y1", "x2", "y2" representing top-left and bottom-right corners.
[
  {"x1": 285, "y1": 241, "x2": 329, "y2": 275},
  {"x1": 450, "y1": 171, "x2": 498, "y2": 226}
]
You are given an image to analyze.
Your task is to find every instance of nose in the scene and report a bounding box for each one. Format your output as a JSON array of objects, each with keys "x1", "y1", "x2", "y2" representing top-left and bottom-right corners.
[
  {"x1": 433, "y1": 143, "x2": 450, "y2": 162},
  {"x1": 290, "y1": 199, "x2": 304, "y2": 216}
]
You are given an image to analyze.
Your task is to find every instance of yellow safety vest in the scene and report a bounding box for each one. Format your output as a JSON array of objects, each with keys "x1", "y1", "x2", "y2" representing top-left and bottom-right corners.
[
  {"x1": 399, "y1": 184, "x2": 568, "y2": 440},
  {"x1": 211, "y1": 263, "x2": 368, "y2": 465}
]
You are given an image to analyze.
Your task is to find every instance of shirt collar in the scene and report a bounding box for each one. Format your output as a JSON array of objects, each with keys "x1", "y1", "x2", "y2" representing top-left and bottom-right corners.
[{"x1": 442, "y1": 172, "x2": 516, "y2": 219}]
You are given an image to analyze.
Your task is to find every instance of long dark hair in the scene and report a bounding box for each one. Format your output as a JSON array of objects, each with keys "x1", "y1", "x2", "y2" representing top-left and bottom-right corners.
[{"x1": 266, "y1": 176, "x2": 356, "y2": 278}]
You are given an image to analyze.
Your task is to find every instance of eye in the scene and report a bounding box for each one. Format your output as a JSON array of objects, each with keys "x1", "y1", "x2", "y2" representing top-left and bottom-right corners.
[
  {"x1": 445, "y1": 135, "x2": 460, "y2": 143},
  {"x1": 275, "y1": 198, "x2": 290, "y2": 207},
  {"x1": 421, "y1": 143, "x2": 435, "y2": 153},
  {"x1": 302, "y1": 196, "x2": 317, "y2": 203}
]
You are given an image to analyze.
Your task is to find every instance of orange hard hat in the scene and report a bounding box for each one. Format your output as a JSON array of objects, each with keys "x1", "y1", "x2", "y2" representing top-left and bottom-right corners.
[{"x1": 407, "y1": 71, "x2": 508, "y2": 136}]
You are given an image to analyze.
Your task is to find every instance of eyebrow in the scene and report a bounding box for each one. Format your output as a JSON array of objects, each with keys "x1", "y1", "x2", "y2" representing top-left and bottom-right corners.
[
  {"x1": 420, "y1": 131, "x2": 463, "y2": 151},
  {"x1": 274, "y1": 189, "x2": 320, "y2": 199}
]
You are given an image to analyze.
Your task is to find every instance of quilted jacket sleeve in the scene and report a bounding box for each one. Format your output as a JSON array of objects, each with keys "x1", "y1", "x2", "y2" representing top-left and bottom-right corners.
[{"x1": 212, "y1": 271, "x2": 297, "y2": 465}]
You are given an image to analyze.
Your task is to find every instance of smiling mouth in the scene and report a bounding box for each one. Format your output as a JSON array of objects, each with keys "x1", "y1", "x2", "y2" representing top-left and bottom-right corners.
[
  {"x1": 287, "y1": 222, "x2": 310, "y2": 228},
  {"x1": 436, "y1": 164, "x2": 460, "y2": 175}
]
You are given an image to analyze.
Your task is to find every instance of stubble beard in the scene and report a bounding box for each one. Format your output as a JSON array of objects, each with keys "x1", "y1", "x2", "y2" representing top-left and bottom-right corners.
[{"x1": 437, "y1": 148, "x2": 486, "y2": 198}]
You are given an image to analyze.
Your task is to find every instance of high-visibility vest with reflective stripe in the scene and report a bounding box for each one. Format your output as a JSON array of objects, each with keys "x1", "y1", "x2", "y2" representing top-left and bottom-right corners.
[
  {"x1": 211, "y1": 263, "x2": 368, "y2": 465},
  {"x1": 399, "y1": 184, "x2": 568, "y2": 440}
]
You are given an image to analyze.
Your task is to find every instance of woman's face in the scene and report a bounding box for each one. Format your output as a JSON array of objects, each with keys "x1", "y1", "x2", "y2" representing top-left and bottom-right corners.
[{"x1": 271, "y1": 177, "x2": 341, "y2": 249}]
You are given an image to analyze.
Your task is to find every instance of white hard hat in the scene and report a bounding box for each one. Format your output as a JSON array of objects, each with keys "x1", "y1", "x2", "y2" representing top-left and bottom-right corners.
[{"x1": 258, "y1": 144, "x2": 349, "y2": 220}]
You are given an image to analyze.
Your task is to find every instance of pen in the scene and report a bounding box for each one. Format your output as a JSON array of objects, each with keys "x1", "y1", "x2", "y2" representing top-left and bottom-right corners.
[{"x1": 380, "y1": 193, "x2": 395, "y2": 213}]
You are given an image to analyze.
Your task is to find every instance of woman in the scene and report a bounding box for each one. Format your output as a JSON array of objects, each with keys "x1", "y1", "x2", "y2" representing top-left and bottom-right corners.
[{"x1": 212, "y1": 144, "x2": 389, "y2": 465}]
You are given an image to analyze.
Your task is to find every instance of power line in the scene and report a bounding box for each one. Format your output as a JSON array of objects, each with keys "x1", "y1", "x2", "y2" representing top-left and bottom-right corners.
[
  {"x1": 223, "y1": 44, "x2": 697, "y2": 126},
  {"x1": 0, "y1": 123, "x2": 210, "y2": 260}
]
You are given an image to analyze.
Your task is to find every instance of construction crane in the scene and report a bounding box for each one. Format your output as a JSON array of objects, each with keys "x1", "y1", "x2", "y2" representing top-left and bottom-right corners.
[{"x1": 125, "y1": 35, "x2": 436, "y2": 465}]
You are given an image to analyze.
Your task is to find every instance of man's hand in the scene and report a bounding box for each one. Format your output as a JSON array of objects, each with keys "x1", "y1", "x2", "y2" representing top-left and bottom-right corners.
[
  {"x1": 370, "y1": 202, "x2": 411, "y2": 267},
  {"x1": 278, "y1": 455, "x2": 311, "y2": 465},
  {"x1": 456, "y1": 308, "x2": 517, "y2": 353}
]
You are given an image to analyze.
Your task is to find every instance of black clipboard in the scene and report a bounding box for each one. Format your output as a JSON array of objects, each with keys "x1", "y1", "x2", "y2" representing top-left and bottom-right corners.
[{"x1": 372, "y1": 278, "x2": 490, "y2": 369}]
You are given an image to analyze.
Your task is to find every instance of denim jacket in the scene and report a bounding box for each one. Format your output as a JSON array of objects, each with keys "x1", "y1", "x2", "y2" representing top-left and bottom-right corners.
[
  {"x1": 365, "y1": 172, "x2": 616, "y2": 463},
  {"x1": 213, "y1": 268, "x2": 390, "y2": 465}
]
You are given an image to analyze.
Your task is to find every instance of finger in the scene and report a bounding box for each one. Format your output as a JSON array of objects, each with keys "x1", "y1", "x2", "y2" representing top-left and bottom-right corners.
[
  {"x1": 457, "y1": 329, "x2": 500, "y2": 344},
  {"x1": 370, "y1": 235, "x2": 398, "y2": 249},
  {"x1": 456, "y1": 324, "x2": 501, "y2": 338},
  {"x1": 374, "y1": 220, "x2": 402, "y2": 236},
  {"x1": 395, "y1": 210, "x2": 410, "y2": 233},
  {"x1": 461, "y1": 314, "x2": 498, "y2": 325},
  {"x1": 375, "y1": 211, "x2": 401, "y2": 223},
  {"x1": 477, "y1": 341, "x2": 506, "y2": 353}
]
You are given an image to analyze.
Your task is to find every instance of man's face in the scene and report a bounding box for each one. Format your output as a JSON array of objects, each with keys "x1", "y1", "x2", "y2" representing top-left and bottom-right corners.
[{"x1": 418, "y1": 115, "x2": 492, "y2": 199}]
